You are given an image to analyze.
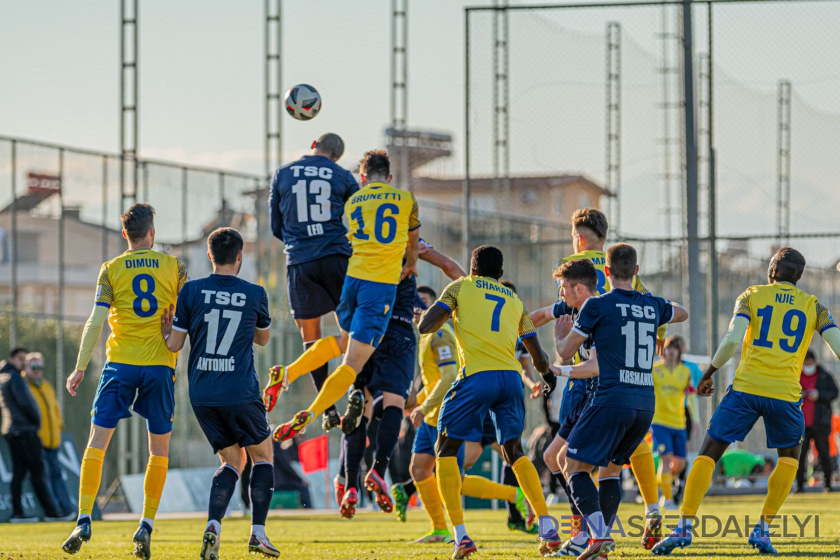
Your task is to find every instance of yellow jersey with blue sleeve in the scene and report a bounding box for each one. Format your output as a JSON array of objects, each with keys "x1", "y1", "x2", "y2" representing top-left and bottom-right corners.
[
  {"x1": 436, "y1": 276, "x2": 536, "y2": 377},
  {"x1": 732, "y1": 282, "x2": 837, "y2": 402},
  {"x1": 652, "y1": 361, "x2": 693, "y2": 429},
  {"x1": 344, "y1": 181, "x2": 420, "y2": 284},
  {"x1": 95, "y1": 248, "x2": 187, "y2": 368},
  {"x1": 418, "y1": 323, "x2": 458, "y2": 426},
  {"x1": 557, "y1": 249, "x2": 649, "y2": 296}
]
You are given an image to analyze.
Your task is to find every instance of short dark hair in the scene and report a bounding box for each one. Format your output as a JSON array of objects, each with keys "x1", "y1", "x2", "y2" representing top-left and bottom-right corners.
[
  {"x1": 768, "y1": 247, "x2": 805, "y2": 285},
  {"x1": 208, "y1": 227, "x2": 244, "y2": 265},
  {"x1": 471, "y1": 245, "x2": 504, "y2": 280},
  {"x1": 314, "y1": 133, "x2": 345, "y2": 160},
  {"x1": 10, "y1": 347, "x2": 27, "y2": 359},
  {"x1": 664, "y1": 335, "x2": 684, "y2": 357},
  {"x1": 572, "y1": 208, "x2": 608, "y2": 242},
  {"x1": 417, "y1": 285, "x2": 437, "y2": 300},
  {"x1": 121, "y1": 203, "x2": 155, "y2": 242},
  {"x1": 554, "y1": 259, "x2": 597, "y2": 293},
  {"x1": 500, "y1": 280, "x2": 517, "y2": 294},
  {"x1": 360, "y1": 150, "x2": 390, "y2": 179},
  {"x1": 606, "y1": 243, "x2": 637, "y2": 282},
  {"x1": 805, "y1": 349, "x2": 816, "y2": 362}
]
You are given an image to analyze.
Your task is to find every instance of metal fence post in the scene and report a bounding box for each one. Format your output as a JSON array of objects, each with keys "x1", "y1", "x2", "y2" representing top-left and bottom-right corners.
[{"x1": 10, "y1": 140, "x2": 18, "y2": 347}]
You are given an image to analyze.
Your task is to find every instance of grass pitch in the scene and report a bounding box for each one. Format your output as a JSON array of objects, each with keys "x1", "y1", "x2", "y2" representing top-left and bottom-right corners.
[{"x1": 1, "y1": 494, "x2": 838, "y2": 559}]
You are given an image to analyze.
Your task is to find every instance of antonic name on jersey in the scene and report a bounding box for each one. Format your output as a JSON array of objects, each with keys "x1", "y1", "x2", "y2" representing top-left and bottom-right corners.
[{"x1": 197, "y1": 356, "x2": 236, "y2": 373}]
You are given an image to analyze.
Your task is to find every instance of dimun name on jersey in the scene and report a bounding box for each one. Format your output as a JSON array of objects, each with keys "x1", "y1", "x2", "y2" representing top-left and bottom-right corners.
[
  {"x1": 474, "y1": 279, "x2": 513, "y2": 297},
  {"x1": 620, "y1": 370, "x2": 654, "y2": 386},
  {"x1": 125, "y1": 258, "x2": 159, "y2": 269}
]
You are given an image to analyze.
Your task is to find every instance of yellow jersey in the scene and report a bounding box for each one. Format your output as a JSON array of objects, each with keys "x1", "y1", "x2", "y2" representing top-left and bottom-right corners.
[
  {"x1": 652, "y1": 361, "x2": 692, "y2": 429},
  {"x1": 437, "y1": 276, "x2": 536, "y2": 377},
  {"x1": 95, "y1": 248, "x2": 187, "y2": 368},
  {"x1": 345, "y1": 181, "x2": 420, "y2": 284},
  {"x1": 557, "y1": 249, "x2": 649, "y2": 295},
  {"x1": 732, "y1": 283, "x2": 836, "y2": 402},
  {"x1": 418, "y1": 323, "x2": 458, "y2": 426}
]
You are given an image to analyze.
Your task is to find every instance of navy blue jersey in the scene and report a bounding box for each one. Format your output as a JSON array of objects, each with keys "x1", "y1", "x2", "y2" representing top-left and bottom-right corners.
[
  {"x1": 269, "y1": 154, "x2": 359, "y2": 265},
  {"x1": 390, "y1": 274, "x2": 417, "y2": 327},
  {"x1": 172, "y1": 275, "x2": 271, "y2": 406},
  {"x1": 572, "y1": 289, "x2": 672, "y2": 411},
  {"x1": 553, "y1": 299, "x2": 597, "y2": 394}
]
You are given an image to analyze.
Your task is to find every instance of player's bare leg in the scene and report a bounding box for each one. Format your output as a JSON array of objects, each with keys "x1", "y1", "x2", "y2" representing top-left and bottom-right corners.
[
  {"x1": 274, "y1": 335, "x2": 375, "y2": 442},
  {"x1": 462, "y1": 441, "x2": 484, "y2": 471},
  {"x1": 62, "y1": 424, "x2": 115, "y2": 554}
]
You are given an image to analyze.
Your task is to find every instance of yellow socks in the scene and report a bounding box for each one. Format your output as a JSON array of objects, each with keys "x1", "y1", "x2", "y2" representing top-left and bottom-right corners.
[
  {"x1": 761, "y1": 457, "x2": 798, "y2": 524},
  {"x1": 659, "y1": 472, "x2": 674, "y2": 501},
  {"x1": 141, "y1": 455, "x2": 169, "y2": 522},
  {"x1": 630, "y1": 441, "x2": 659, "y2": 507},
  {"x1": 307, "y1": 364, "x2": 357, "y2": 417},
  {"x1": 681, "y1": 455, "x2": 715, "y2": 518},
  {"x1": 288, "y1": 336, "x2": 342, "y2": 384},
  {"x1": 78, "y1": 447, "x2": 105, "y2": 517},
  {"x1": 461, "y1": 475, "x2": 517, "y2": 502},
  {"x1": 511, "y1": 456, "x2": 547, "y2": 516},
  {"x1": 416, "y1": 475, "x2": 448, "y2": 531},
  {"x1": 436, "y1": 457, "x2": 464, "y2": 526}
]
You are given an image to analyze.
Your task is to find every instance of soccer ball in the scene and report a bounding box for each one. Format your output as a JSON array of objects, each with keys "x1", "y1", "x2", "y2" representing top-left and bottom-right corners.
[{"x1": 284, "y1": 84, "x2": 321, "y2": 121}]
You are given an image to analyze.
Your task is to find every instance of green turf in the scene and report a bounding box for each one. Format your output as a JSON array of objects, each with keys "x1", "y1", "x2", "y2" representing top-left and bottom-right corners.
[{"x1": 0, "y1": 494, "x2": 837, "y2": 559}]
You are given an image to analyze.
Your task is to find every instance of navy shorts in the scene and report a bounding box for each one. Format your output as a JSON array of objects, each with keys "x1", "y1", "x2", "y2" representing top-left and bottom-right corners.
[
  {"x1": 336, "y1": 277, "x2": 398, "y2": 347},
  {"x1": 566, "y1": 405, "x2": 654, "y2": 467},
  {"x1": 557, "y1": 380, "x2": 590, "y2": 441},
  {"x1": 413, "y1": 421, "x2": 465, "y2": 471},
  {"x1": 480, "y1": 415, "x2": 498, "y2": 447},
  {"x1": 707, "y1": 385, "x2": 804, "y2": 449},
  {"x1": 192, "y1": 400, "x2": 271, "y2": 454},
  {"x1": 438, "y1": 370, "x2": 524, "y2": 446},
  {"x1": 652, "y1": 423, "x2": 687, "y2": 458},
  {"x1": 356, "y1": 321, "x2": 416, "y2": 399},
  {"x1": 287, "y1": 254, "x2": 348, "y2": 320},
  {"x1": 91, "y1": 362, "x2": 175, "y2": 434}
]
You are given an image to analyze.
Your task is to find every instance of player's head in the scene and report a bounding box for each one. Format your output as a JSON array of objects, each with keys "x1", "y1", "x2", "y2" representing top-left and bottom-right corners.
[
  {"x1": 312, "y1": 133, "x2": 345, "y2": 162},
  {"x1": 471, "y1": 245, "x2": 504, "y2": 280},
  {"x1": 360, "y1": 150, "x2": 391, "y2": 185},
  {"x1": 663, "y1": 335, "x2": 684, "y2": 365},
  {"x1": 417, "y1": 285, "x2": 437, "y2": 309},
  {"x1": 554, "y1": 259, "x2": 597, "y2": 309},
  {"x1": 605, "y1": 243, "x2": 638, "y2": 282},
  {"x1": 8, "y1": 347, "x2": 27, "y2": 371},
  {"x1": 121, "y1": 203, "x2": 155, "y2": 246},
  {"x1": 803, "y1": 349, "x2": 818, "y2": 375},
  {"x1": 24, "y1": 352, "x2": 44, "y2": 381},
  {"x1": 500, "y1": 280, "x2": 517, "y2": 294},
  {"x1": 207, "y1": 227, "x2": 244, "y2": 274},
  {"x1": 571, "y1": 208, "x2": 608, "y2": 252},
  {"x1": 767, "y1": 246, "x2": 805, "y2": 285}
]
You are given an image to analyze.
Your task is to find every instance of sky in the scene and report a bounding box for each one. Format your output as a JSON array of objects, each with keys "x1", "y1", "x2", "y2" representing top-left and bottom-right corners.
[{"x1": 3, "y1": 0, "x2": 840, "y2": 262}]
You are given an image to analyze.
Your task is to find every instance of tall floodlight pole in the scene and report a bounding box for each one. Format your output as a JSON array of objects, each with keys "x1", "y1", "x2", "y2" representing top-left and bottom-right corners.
[
  {"x1": 682, "y1": 0, "x2": 704, "y2": 353},
  {"x1": 265, "y1": 0, "x2": 282, "y2": 177},
  {"x1": 463, "y1": 10, "x2": 472, "y2": 265},
  {"x1": 493, "y1": 0, "x2": 510, "y2": 212},
  {"x1": 605, "y1": 22, "x2": 621, "y2": 238},
  {"x1": 391, "y1": 0, "x2": 409, "y2": 190},
  {"x1": 120, "y1": 0, "x2": 138, "y2": 210},
  {"x1": 776, "y1": 80, "x2": 792, "y2": 246}
]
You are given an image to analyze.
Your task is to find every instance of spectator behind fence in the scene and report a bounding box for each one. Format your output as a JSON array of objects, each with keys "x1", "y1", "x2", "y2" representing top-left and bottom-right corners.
[
  {"x1": 797, "y1": 350, "x2": 839, "y2": 492},
  {"x1": 0, "y1": 347, "x2": 66, "y2": 522},
  {"x1": 23, "y1": 352, "x2": 76, "y2": 514}
]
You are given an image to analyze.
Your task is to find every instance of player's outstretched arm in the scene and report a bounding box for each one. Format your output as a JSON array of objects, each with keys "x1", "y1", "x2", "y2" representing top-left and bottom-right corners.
[
  {"x1": 268, "y1": 178, "x2": 284, "y2": 242},
  {"x1": 67, "y1": 304, "x2": 109, "y2": 396},
  {"x1": 669, "y1": 302, "x2": 689, "y2": 323},
  {"x1": 401, "y1": 228, "x2": 421, "y2": 280},
  {"x1": 697, "y1": 314, "x2": 749, "y2": 397},
  {"x1": 419, "y1": 244, "x2": 467, "y2": 281},
  {"x1": 418, "y1": 303, "x2": 450, "y2": 334},
  {"x1": 530, "y1": 304, "x2": 556, "y2": 329},
  {"x1": 551, "y1": 347, "x2": 600, "y2": 379},
  {"x1": 817, "y1": 303, "x2": 840, "y2": 360},
  {"x1": 253, "y1": 328, "x2": 270, "y2": 347},
  {"x1": 521, "y1": 334, "x2": 554, "y2": 394},
  {"x1": 161, "y1": 304, "x2": 187, "y2": 352}
]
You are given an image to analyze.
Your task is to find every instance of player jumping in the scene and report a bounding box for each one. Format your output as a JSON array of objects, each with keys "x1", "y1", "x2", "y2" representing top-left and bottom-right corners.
[
  {"x1": 160, "y1": 228, "x2": 280, "y2": 558},
  {"x1": 652, "y1": 247, "x2": 840, "y2": 555},
  {"x1": 419, "y1": 245, "x2": 560, "y2": 559},
  {"x1": 555, "y1": 243, "x2": 687, "y2": 560},
  {"x1": 62, "y1": 204, "x2": 187, "y2": 559},
  {"x1": 270, "y1": 150, "x2": 420, "y2": 441},
  {"x1": 267, "y1": 132, "x2": 359, "y2": 431}
]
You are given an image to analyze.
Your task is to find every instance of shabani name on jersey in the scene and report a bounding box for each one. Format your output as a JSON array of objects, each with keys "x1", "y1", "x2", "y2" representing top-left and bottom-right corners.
[
  {"x1": 173, "y1": 274, "x2": 271, "y2": 406},
  {"x1": 573, "y1": 289, "x2": 673, "y2": 411}
]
